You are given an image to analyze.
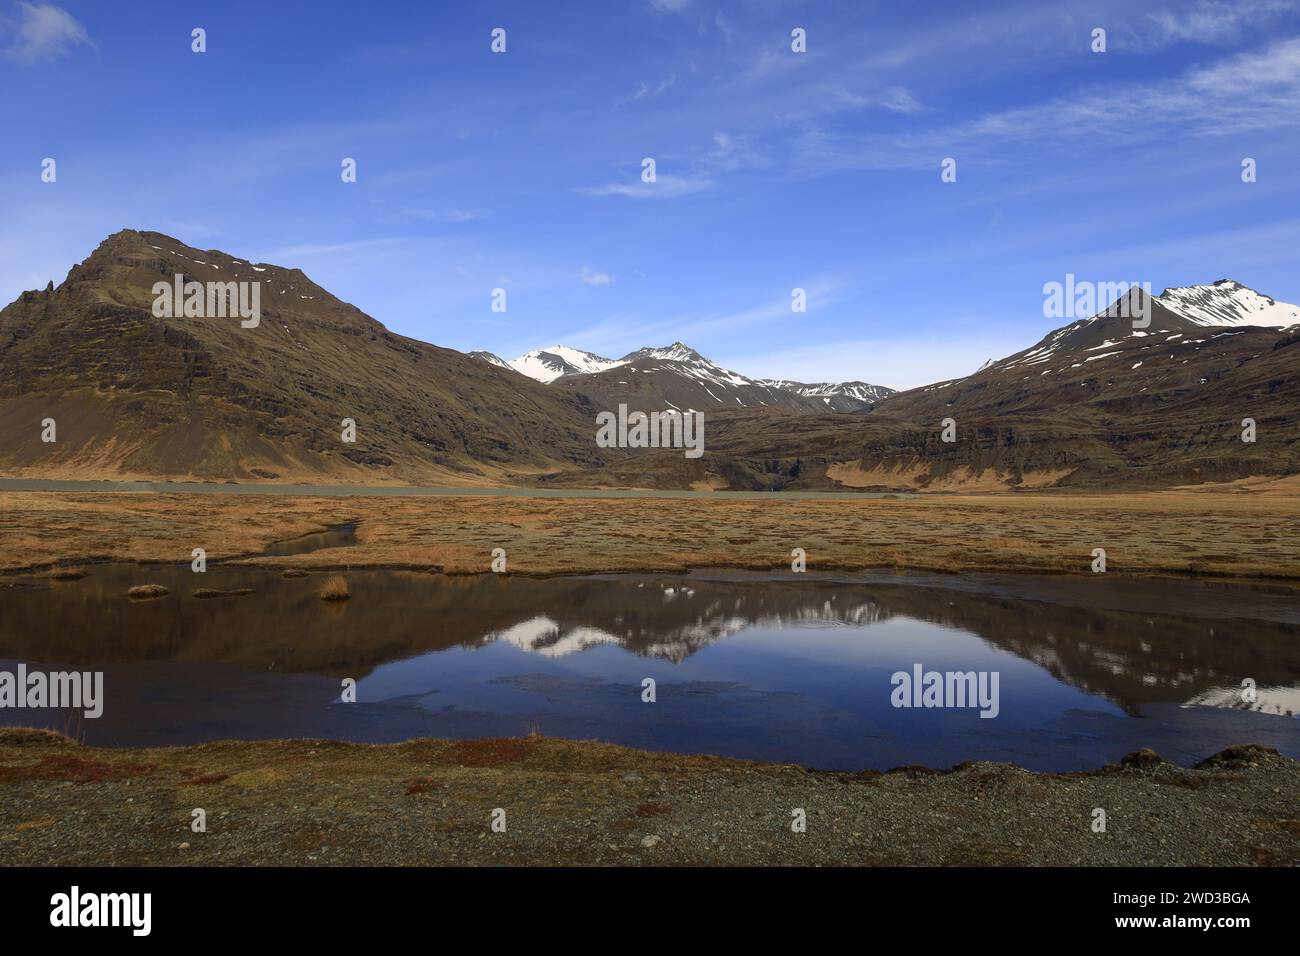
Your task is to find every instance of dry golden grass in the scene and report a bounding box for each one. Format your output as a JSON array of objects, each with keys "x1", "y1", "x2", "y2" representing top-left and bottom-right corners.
[
  {"x1": 318, "y1": 575, "x2": 350, "y2": 601},
  {"x1": 0, "y1": 487, "x2": 1297, "y2": 579}
]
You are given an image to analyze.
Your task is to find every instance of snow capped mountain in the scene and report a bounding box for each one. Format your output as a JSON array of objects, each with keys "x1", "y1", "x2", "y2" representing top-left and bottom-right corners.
[
  {"x1": 976, "y1": 280, "x2": 1299, "y2": 380},
  {"x1": 470, "y1": 282, "x2": 1294, "y2": 414},
  {"x1": 577, "y1": 341, "x2": 816, "y2": 411},
  {"x1": 595, "y1": 342, "x2": 890, "y2": 412},
  {"x1": 466, "y1": 350, "x2": 512, "y2": 370},
  {"x1": 1157, "y1": 280, "x2": 1300, "y2": 329},
  {"x1": 758, "y1": 379, "x2": 896, "y2": 404},
  {"x1": 861, "y1": 276, "x2": 1300, "y2": 491},
  {"x1": 621, "y1": 341, "x2": 754, "y2": 388},
  {"x1": 507, "y1": 345, "x2": 628, "y2": 383},
  {"x1": 625, "y1": 342, "x2": 713, "y2": 364},
  {"x1": 468, "y1": 340, "x2": 893, "y2": 413}
]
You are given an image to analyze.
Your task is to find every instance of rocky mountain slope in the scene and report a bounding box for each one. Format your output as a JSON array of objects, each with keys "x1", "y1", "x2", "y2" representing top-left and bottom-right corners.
[
  {"x1": 756, "y1": 379, "x2": 895, "y2": 411},
  {"x1": 2, "y1": 233, "x2": 1295, "y2": 492},
  {"x1": 0, "y1": 230, "x2": 607, "y2": 484},
  {"x1": 551, "y1": 342, "x2": 859, "y2": 414},
  {"x1": 680, "y1": 283, "x2": 1300, "y2": 491}
]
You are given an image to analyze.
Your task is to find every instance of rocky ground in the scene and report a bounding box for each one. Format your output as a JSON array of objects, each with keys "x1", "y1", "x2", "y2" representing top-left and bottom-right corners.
[{"x1": 1, "y1": 730, "x2": 1296, "y2": 866}]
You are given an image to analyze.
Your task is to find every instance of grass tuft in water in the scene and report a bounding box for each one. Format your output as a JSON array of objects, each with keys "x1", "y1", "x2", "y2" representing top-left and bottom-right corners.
[{"x1": 319, "y1": 575, "x2": 350, "y2": 601}]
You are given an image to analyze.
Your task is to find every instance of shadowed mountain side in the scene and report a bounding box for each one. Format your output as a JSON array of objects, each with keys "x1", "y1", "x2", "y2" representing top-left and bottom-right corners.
[
  {"x1": 3, "y1": 233, "x2": 1297, "y2": 490},
  {"x1": 845, "y1": 290, "x2": 1300, "y2": 490},
  {"x1": 0, "y1": 230, "x2": 611, "y2": 484},
  {"x1": 603, "y1": 341, "x2": 1300, "y2": 492},
  {"x1": 534, "y1": 288, "x2": 1300, "y2": 491},
  {"x1": 528, "y1": 407, "x2": 1118, "y2": 492}
]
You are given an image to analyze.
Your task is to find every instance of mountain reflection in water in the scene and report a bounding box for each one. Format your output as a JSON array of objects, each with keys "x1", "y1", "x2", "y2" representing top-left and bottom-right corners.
[{"x1": 0, "y1": 566, "x2": 1296, "y2": 769}]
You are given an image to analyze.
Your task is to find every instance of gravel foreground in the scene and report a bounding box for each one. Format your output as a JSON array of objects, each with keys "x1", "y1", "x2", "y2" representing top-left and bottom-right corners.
[{"x1": 1, "y1": 729, "x2": 1297, "y2": 866}]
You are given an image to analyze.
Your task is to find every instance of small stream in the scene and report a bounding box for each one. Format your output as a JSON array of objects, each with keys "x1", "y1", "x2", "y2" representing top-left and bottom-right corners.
[{"x1": 254, "y1": 522, "x2": 357, "y2": 557}]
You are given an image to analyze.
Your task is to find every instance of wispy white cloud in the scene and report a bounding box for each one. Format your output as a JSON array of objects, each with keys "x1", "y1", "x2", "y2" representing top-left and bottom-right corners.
[
  {"x1": 1139, "y1": 0, "x2": 1298, "y2": 49},
  {"x1": 647, "y1": 0, "x2": 690, "y2": 12},
  {"x1": 583, "y1": 129, "x2": 763, "y2": 204},
  {"x1": 833, "y1": 85, "x2": 925, "y2": 114},
  {"x1": 706, "y1": 130, "x2": 765, "y2": 171},
  {"x1": 714, "y1": 11, "x2": 736, "y2": 44},
  {"x1": 581, "y1": 173, "x2": 714, "y2": 199},
  {"x1": 4, "y1": 2, "x2": 93, "y2": 64},
  {"x1": 964, "y1": 34, "x2": 1300, "y2": 138},
  {"x1": 548, "y1": 278, "x2": 849, "y2": 359},
  {"x1": 790, "y1": 34, "x2": 1300, "y2": 177},
  {"x1": 580, "y1": 266, "x2": 616, "y2": 286},
  {"x1": 623, "y1": 73, "x2": 676, "y2": 102},
  {"x1": 372, "y1": 201, "x2": 482, "y2": 223},
  {"x1": 879, "y1": 86, "x2": 924, "y2": 114},
  {"x1": 441, "y1": 209, "x2": 481, "y2": 223}
]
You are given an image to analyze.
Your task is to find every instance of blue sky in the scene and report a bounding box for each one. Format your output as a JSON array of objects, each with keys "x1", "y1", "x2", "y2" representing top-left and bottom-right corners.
[{"x1": 2, "y1": 0, "x2": 1299, "y2": 388}]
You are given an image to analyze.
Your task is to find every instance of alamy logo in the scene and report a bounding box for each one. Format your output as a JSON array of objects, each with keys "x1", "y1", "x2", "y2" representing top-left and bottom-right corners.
[
  {"x1": 152, "y1": 273, "x2": 261, "y2": 328},
  {"x1": 50, "y1": 886, "x2": 151, "y2": 936},
  {"x1": 890, "y1": 663, "x2": 1000, "y2": 718},
  {"x1": 596, "y1": 404, "x2": 704, "y2": 459},
  {"x1": 0, "y1": 664, "x2": 103, "y2": 718},
  {"x1": 1043, "y1": 274, "x2": 1151, "y2": 325}
]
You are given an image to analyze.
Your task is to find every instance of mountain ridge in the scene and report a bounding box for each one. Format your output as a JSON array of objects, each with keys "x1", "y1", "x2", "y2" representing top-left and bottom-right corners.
[
  {"x1": 0, "y1": 229, "x2": 610, "y2": 484},
  {"x1": 2, "y1": 230, "x2": 1297, "y2": 491},
  {"x1": 471, "y1": 340, "x2": 897, "y2": 413}
]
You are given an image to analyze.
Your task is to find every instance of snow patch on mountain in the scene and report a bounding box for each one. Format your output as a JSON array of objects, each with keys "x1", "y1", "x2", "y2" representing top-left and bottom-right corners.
[
  {"x1": 986, "y1": 281, "x2": 1298, "y2": 379},
  {"x1": 758, "y1": 379, "x2": 895, "y2": 402},
  {"x1": 469, "y1": 340, "x2": 894, "y2": 408},
  {"x1": 627, "y1": 342, "x2": 702, "y2": 364},
  {"x1": 621, "y1": 342, "x2": 755, "y2": 388},
  {"x1": 1157, "y1": 280, "x2": 1300, "y2": 329},
  {"x1": 508, "y1": 345, "x2": 628, "y2": 383},
  {"x1": 466, "y1": 350, "x2": 513, "y2": 370}
]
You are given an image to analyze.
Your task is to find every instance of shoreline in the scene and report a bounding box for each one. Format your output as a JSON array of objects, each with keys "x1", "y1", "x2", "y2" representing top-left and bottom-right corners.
[
  {"x1": 1, "y1": 729, "x2": 1296, "y2": 866},
  {"x1": 11, "y1": 555, "x2": 1300, "y2": 586},
  {"x1": 7, "y1": 563, "x2": 1300, "y2": 630},
  {"x1": 0, "y1": 477, "x2": 920, "y2": 500}
]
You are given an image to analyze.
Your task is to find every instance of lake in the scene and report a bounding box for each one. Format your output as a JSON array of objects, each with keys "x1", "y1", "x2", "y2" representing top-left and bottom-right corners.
[{"x1": 0, "y1": 563, "x2": 1296, "y2": 770}]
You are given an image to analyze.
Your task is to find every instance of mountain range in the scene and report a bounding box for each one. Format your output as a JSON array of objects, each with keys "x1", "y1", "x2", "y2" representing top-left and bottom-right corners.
[
  {"x1": 0, "y1": 230, "x2": 604, "y2": 484},
  {"x1": 469, "y1": 343, "x2": 895, "y2": 413},
  {"x1": 1, "y1": 230, "x2": 1296, "y2": 491}
]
